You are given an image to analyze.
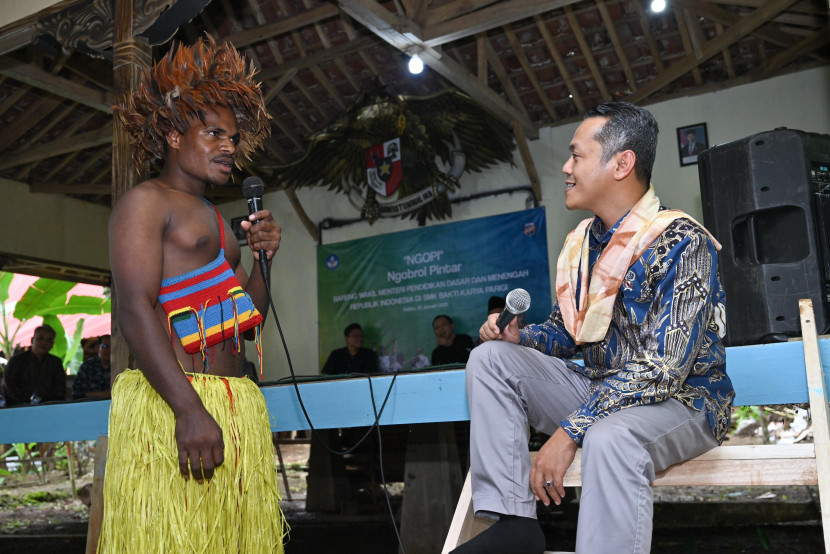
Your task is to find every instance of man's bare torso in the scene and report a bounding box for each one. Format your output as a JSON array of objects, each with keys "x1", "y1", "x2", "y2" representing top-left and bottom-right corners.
[{"x1": 145, "y1": 181, "x2": 248, "y2": 377}]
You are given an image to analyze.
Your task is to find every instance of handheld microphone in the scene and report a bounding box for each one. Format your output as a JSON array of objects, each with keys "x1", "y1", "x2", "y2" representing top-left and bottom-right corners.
[
  {"x1": 495, "y1": 288, "x2": 531, "y2": 332},
  {"x1": 242, "y1": 176, "x2": 270, "y2": 282}
]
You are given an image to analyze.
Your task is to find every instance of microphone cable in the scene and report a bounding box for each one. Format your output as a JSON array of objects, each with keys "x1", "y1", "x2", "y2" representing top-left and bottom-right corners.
[{"x1": 257, "y1": 256, "x2": 407, "y2": 553}]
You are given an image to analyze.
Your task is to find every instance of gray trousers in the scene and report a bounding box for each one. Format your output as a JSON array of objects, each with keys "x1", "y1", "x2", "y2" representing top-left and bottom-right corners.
[{"x1": 465, "y1": 341, "x2": 718, "y2": 554}]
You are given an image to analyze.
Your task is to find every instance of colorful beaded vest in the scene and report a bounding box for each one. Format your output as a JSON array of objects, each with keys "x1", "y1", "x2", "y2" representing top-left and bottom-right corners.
[{"x1": 158, "y1": 203, "x2": 263, "y2": 371}]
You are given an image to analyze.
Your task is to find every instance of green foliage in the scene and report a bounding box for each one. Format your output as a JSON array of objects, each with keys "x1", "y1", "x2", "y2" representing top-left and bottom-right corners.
[
  {"x1": 0, "y1": 271, "x2": 110, "y2": 365},
  {"x1": 735, "y1": 405, "x2": 761, "y2": 424},
  {"x1": 0, "y1": 443, "x2": 36, "y2": 460},
  {"x1": 0, "y1": 272, "x2": 18, "y2": 360}
]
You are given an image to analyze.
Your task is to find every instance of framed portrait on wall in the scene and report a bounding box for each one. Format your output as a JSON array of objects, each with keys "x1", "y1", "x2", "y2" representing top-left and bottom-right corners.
[{"x1": 677, "y1": 123, "x2": 708, "y2": 167}]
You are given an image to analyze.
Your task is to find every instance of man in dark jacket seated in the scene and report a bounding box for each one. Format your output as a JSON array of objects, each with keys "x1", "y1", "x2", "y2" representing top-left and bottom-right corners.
[
  {"x1": 431, "y1": 315, "x2": 474, "y2": 366},
  {"x1": 321, "y1": 323, "x2": 379, "y2": 375},
  {"x1": 2, "y1": 325, "x2": 65, "y2": 405}
]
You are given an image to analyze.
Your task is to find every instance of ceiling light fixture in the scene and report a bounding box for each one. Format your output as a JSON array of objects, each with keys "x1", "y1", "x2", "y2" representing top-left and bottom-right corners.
[
  {"x1": 408, "y1": 51, "x2": 424, "y2": 74},
  {"x1": 650, "y1": 0, "x2": 666, "y2": 12}
]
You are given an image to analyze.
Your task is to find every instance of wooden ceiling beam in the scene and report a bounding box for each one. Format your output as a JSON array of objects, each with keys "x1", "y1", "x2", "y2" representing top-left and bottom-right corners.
[
  {"x1": 483, "y1": 41, "x2": 529, "y2": 118},
  {"x1": 308, "y1": 65, "x2": 348, "y2": 111},
  {"x1": 630, "y1": 0, "x2": 664, "y2": 72},
  {"x1": 0, "y1": 84, "x2": 32, "y2": 118},
  {"x1": 502, "y1": 25, "x2": 559, "y2": 121},
  {"x1": 426, "y1": 0, "x2": 501, "y2": 26},
  {"x1": 278, "y1": 92, "x2": 315, "y2": 134},
  {"x1": 246, "y1": 0, "x2": 340, "y2": 128},
  {"x1": 257, "y1": 36, "x2": 377, "y2": 80},
  {"x1": 413, "y1": 0, "x2": 430, "y2": 25},
  {"x1": 564, "y1": 5, "x2": 611, "y2": 101},
  {"x1": 670, "y1": 0, "x2": 821, "y2": 60},
  {"x1": 534, "y1": 14, "x2": 585, "y2": 113},
  {"x1": 421, "y1": 0, "x2": 582, "y2": 47},
  {"x1": 752, "y1": 30, "x2": 830, "y2": 77},
  {"x1": 0, "y1": 20, "x2": 37, "y2": 56},
  {"x1": 339, "y1": 0, "x2": 537, "y2": 138},
  {"x1": 89, "y1": 157, "x2": 113, "y2": 185},
  {"x1": 715, "y1": 23, "x2": 737, "y2": 79},
  {"x1": 300, "y1": 0, "x2": 366, "y2": 93},
  {"x1": 397, "y1": 0, "x2": 418, "y2": 19},
  {"x1": 512, "y1": 120, "x2": 542, "y2": 202},
  {"x1": 0, "y1": 57, "x2": 112, "y2": 112},
  {"x1": 0, "y1": 94, "x2": 64, "y2": 151},
  {"x1": 64, "y1": 146, "x2": 111, "y2": 185},
  {"x1": 23, "y1": 103, "x2": 76, "y2": 148},
  {"x1": 30, "y1": 182, "x2": 111, "y2": 195},
  {"x1": 627, "y1": 0, "x2": 800, "y2": 104},
  {"x1": 476, "y1": 34, "x2": 488, "y2": 84},
  {"x1": 43, "y1": 151, "x2": 82, "y2": 182},
  {"x1": 272, "y1": 117, "x2": 305, "y2": 152},
  {"x1": 221, "y1": 2, "x2": 341, "y2": 48},
  {"x1": 596, "y1": 0, "x2": 637, "y2": 92},
  {"x1": 263, "y1": 69, "x2": 299, "y2": 104},
  {"x1": 0, "y1": 125, "x2": 112, "y2": 171},
  {"x1": 427, "y1": 47, "x2": 537, "y2": 138},
  {"x1": 674, "y1": 8, "x2": 704, "y2": 86},
  {"x1": 339, "y1": 14, "x2": 391, "y2": 87}
]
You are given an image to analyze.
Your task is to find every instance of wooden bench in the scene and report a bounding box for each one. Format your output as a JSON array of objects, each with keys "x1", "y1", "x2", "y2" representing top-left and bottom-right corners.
[{"x1": 442, "y1": 299, "x2": 830, "y2": 554}]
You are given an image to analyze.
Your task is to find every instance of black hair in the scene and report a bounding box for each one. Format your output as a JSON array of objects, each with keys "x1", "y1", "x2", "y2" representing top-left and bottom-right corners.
[
  {"x1": 343, "y1": 323, "x2": 362, "y2": 337},
  {"x1": 433, "y1": 315, "x2": 453, "y2": 325},
  {"x1": 34, "y1": 325, "x2": 56, "y2": 339},
  {"x1": 584, "y1": 101, "x2": 658, "y2": 185},
  {"x1": 488, "y1": 296, "x2": 506, "y2": 312}
]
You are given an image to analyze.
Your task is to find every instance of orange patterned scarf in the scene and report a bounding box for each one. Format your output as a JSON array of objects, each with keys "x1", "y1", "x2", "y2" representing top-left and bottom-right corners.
[{"x1": 555, "y1": 186, "x2": 720, "y2": 344}]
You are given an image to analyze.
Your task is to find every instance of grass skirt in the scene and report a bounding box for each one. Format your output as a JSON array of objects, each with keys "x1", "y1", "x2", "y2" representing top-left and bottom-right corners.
[{"x1": 97, "y1": 369, "x2": 286, "y2": 553}]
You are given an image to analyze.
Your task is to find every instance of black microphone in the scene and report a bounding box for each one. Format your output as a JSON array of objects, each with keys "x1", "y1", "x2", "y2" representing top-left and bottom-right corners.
[
  {"x1": 495, "y1": 288, "x2": 531, "y2": 332},
  {"x1": 242, "y1": 176, "x2": 270, "y2": 282}
]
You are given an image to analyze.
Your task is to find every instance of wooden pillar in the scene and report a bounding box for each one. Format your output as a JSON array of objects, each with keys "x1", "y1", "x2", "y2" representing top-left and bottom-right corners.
[
  {"x1": 110, "y1": 0, "x2": 150, "y2": 381},
  {"x1": 84, "y1": 435, "x2": 108, "y2": 554},
  {"x1": 399, "y1": 422, "x2": 464, "y2": 554},
  {"x1": 512, "y1": 120, "x2": 543, "y2": 202}
]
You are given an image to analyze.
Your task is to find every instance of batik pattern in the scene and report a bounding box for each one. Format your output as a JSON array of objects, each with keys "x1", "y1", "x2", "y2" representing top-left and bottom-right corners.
[{"x1": 521, "y1": 216, "x2": 734, "y2": 446}]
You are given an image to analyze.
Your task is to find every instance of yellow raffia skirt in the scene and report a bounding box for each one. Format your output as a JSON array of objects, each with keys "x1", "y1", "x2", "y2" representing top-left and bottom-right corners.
[{"x1": 97, "y1": 369, "x2": 286, "y2": 553}]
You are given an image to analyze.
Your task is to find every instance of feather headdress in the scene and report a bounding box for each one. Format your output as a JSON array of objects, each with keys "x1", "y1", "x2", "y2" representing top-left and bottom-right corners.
[{"x1": 115, "y1": 35, "x2": 271, "y2": 171}]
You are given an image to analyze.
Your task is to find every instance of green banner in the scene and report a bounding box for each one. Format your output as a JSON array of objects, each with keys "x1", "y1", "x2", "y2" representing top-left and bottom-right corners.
[{"x1": 317, "y1": 207, "x2": 551, "y2": 371}]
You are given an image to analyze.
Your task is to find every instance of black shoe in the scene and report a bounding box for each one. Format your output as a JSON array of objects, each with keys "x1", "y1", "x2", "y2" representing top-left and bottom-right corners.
[{"x1": 449, "y1": 515, "x2": 545, "y2": 554}]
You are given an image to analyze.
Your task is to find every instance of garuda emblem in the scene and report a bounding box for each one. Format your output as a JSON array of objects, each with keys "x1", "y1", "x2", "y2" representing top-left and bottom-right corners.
[{"x1": 267, "y1": 88, "x2": 516, "y2": 224}]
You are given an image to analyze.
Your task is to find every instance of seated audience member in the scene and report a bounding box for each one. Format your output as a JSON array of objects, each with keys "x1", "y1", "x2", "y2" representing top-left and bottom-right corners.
[
  {"x1": 72, "y1": 335, "x2": 112, "y2": 400},
  {"x1": 1, "y1": 325, "x2": 66, "y2": 405},
  {"x1": 431, "y1": 315, "x2": 475, "y2": 365},
  {"x1": 487, "y1": 295, "x2": 506, "y2": 317},
  {"x1": 81, "y1": 337, "x2": 100, "y2": 361},
  {"x1": 322, "y1": 323, "x2": 379, "y2": 375},
  {"x1": 475, "y1": 296, "x2": 507, "y2": 347}
]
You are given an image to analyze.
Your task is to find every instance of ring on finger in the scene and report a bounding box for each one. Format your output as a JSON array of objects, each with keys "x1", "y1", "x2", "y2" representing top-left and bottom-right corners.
[{"x1": 544, "y1": 480, "x2": 553, "y2": 487}]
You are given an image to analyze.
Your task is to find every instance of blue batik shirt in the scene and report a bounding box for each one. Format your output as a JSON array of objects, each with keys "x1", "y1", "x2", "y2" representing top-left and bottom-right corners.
[{"x1": 520, "y1": 212, "x2": 735, "y2": 446}]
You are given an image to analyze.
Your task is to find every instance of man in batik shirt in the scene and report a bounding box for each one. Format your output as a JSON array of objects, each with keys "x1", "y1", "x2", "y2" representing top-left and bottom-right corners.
[{"x1": 452, "y1": 102, "x2": 734, "y2": 554}]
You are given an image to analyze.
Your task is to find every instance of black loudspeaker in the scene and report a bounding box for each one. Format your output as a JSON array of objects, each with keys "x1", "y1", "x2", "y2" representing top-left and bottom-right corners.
[{"x1": 698, "y1": 128, "x2": 830, "y2": 346}]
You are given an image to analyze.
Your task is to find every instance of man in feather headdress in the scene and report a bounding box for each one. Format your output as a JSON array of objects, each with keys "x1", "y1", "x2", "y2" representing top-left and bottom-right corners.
[{"x1": 102, "y1": 36, "x2": 285, "y2": 553}]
